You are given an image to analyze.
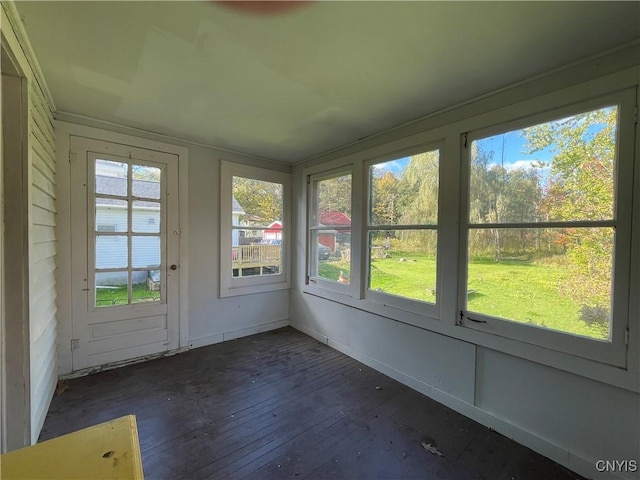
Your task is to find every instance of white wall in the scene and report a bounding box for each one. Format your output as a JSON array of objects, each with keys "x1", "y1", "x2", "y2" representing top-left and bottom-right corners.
[
  {"x1": 54, "y1": 120, "x2": 291, "y2": 374},
  {"x1": 290, "y1": 45, "x2": 640, "y2": 480},
  {"x1": 1, "y1": 2, "x2": 59, "y2": 445}
]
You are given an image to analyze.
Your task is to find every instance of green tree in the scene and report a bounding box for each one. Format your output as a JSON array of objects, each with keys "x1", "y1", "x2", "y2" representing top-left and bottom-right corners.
[
  {"x1": 233, "y1": 176, "x2": 283, "y2": 224},
  {"x1": 370, "y1": 170, "x2": 399, "y2": 225},
  {"x1": 523, "y1": 106, "x2": 617, "y2": 311}
]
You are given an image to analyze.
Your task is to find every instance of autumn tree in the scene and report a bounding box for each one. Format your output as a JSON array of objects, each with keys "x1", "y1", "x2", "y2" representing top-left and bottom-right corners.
[
  {"x1": 233, "y1": 176, "x2": 283, "y2": 224},
  {"x1": 523, "y1": 106, "x2": 617, "y2": 313}
]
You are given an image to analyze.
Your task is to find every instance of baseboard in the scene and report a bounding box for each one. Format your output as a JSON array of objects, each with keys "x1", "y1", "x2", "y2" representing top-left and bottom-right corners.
[
  {"x1": 189, "y1": 319, "x2": 290, "y2": 349},
  {"x1": 60, "y1": 347, "x2": 189, "y2": 380},
  {"x1": 291, "y1": 321, "x2": 629, "y2": 480}
]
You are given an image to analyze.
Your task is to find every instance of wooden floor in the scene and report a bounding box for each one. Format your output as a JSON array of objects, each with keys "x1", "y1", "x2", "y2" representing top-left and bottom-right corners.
[{"x1": 41, "y1": 327, "x2": 582, "y2": 480}]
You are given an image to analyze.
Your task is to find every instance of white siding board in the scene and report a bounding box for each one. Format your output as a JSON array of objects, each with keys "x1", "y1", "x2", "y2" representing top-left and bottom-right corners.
[
  {"x1": 32, "y1": 187, "x2": 56, "y2": 214},
  {"x1": 29, "y1": 91, "x2": 54, "y2": 144},
  {"x1": 32, "y1": 167, "x2": 54, "y2": 198},
  {"x1": 32, "y1": 224, "x2": 56, "y2": 243},
  {"x1": 32, "y1": 144, "x2": 55, "y2": 183},
  {"x1": 32, "y1": 205, "x2": 56, "y2": 227},
  {"x1": 31, "y1": 277, "x2": 56, "y2": 310},
  {"x1": 30, "y1": 120, "x2": 55, "y2": 166},
  {"x1": 30, "y1": 295, "x2": 56, "y2": 344},
  {"x1": 31, "y1": 241, "x2": 55, "y2": 264},
  {"x1": 31, "y1": 113, "x2": 55, "y2": 154}
]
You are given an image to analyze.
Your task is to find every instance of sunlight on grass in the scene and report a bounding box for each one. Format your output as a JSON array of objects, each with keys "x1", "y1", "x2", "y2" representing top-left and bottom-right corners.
[
  {"x1": 358, "y1": 255, "x2": 608, "y2": 340},
  {"x1": 96, "y1": 283, "x2": 160, "y2": 307}
]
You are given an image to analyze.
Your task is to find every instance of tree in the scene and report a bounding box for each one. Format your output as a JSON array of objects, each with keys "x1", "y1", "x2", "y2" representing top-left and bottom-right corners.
[
  {"x1": 523, "y1": 106, "x2": 617, "y2": 311},
  {"x1": 317, "y1": 174, "x2": 351, "y2": 217},
  {"x1": 370, "y1": 171, "x2": 399, "y2": 225},
  {"x1": 233, "y1": 176, "x2": 283, "y2": 224}
]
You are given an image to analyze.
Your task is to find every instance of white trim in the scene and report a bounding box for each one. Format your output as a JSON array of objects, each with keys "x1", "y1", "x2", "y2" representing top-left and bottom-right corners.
[
  {"x1": 219, "y1": 161, "x2": 291, "y2": 298},
  {"x1": 0, "y1": 12, "x2": 33, "y2": 450},
  {"x1": 291, "y1": 321, "x2": 631, "y2": 480},
  {"x1": 54, "y1": 121, "x2": 190, "y2": 373},
  {"x1": 457, "y1": 90, "x2": 635, "y2": 368}
]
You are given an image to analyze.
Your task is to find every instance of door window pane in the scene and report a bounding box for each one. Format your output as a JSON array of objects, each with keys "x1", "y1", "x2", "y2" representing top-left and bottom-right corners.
[
  {"x1": 95, "y1": 198, "x2": 128, "y2": 232},
  {"x1": 132, "y1": 269, "x2": 161, "y2": 304},
  {"x1": 132, "y1": 236, "x2": 161, "y2": 268},
  {"x1": 95, "y1": 271, "x2": 129, "y2": 307},
  {"x1": 95, "y1": 235, "x2": 128, "y2": 269},
  {"x1": 132, "y1": 201, "x2": 161, "y2": 233},
  {"x1": 95, "y1": 159, "x2": 128, "y2": 196},
  {"x1": 132, "y1": 165, "x2": 161, "y2": 199}
]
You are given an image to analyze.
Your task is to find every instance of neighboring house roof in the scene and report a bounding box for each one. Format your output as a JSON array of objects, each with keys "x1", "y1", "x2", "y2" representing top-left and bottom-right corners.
[
  {"x1": 319, "y1": 211, "x2": 351, "y2": 226},
  {"x1": 264, "y1": 221, "x2": 282, "y2": 233},
  {"x1": 95, "y1": 175, "x2": 159, "y2": 207},
  {"x1": 232, "y1": 196, "x2": 245, "y2": 214}
]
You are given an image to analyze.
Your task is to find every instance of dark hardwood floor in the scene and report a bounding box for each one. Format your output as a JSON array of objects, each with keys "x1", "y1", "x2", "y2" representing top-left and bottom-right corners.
[{"x1": 40, "y1": 327, "x2": 583, "y2": 479}]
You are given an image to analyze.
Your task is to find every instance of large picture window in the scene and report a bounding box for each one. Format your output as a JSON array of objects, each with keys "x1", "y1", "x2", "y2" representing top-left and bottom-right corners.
[
  {"x1": 366, "y1": 148, "x2": 440, "y2": 312},
  {"x1": 220, "y1": 162, "x2": 290, "y2": 297},
  {"x1": 461, "y1": 95, "x2": 634, "y2": 366}
]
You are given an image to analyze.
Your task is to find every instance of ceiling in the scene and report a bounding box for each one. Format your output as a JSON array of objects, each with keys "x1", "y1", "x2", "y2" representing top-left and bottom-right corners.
[{"x1": 15, "y1": 1, "x2": 640, "y2": 163}]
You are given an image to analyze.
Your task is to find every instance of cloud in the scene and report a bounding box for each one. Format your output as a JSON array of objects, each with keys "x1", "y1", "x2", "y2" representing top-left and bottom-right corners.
[{"x1": 490, "y1": 159, "x2": 549, "y2": 172}]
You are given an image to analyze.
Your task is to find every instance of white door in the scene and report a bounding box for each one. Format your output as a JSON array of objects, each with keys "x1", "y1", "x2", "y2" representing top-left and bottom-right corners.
[{"x1": 70, "y1": 137, "x2": 180, "y2": 370}]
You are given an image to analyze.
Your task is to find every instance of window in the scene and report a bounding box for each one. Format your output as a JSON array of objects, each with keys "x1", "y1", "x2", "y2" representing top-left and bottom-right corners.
[
  {"x1": 220, "y1": 161, "x2": 290, "y2": 297},
  {"x1": 92, "y1": 158, "x2": 164, "y2": 307},
  {"x1": 366, "y1": 148, "x2": 440, "y2": 313},
  {"x1": 308, "y1": 171, "x2": 352, "y2": 288},
  {"x1": 460, "y1": 95, "x2": 634, "y2": 366}
]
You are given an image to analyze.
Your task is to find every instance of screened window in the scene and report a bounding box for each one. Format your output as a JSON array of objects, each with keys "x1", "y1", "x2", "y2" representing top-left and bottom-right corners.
[{"x1": 367, "y1": 149, "x2": 439, "y2": 307}]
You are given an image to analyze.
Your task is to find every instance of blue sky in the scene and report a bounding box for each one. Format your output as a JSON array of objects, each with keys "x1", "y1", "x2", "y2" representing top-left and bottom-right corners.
[
  {"x1": 479, "y1": 131, "x2": 554, "y2": 172},
  {"x1": 373, "y1": 131, "x2": 554, "y2": 177}
]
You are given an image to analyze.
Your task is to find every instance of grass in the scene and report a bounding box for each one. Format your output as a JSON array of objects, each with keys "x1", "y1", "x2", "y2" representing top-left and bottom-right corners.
[
  {"x1": 96, "y1": 283, "x2": 160, "y2": 307},
  {"x1": 319, "y1": 253, "x2": 609, "y2": 339}
]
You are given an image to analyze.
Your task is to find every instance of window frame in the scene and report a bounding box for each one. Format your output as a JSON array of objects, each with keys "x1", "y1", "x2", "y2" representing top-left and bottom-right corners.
[
  {"x1": 306, "y1": 166, "x2": 356, "y2": 296},
  {"x1": 364, "y1": 142, "x2": 443, "y2": 317},
  {"x1": 457, "y1": 89, "x2": 636, "y2": 367},
  {"x1": 220, "y1": 161, "x2": 290, "y2": 298}
]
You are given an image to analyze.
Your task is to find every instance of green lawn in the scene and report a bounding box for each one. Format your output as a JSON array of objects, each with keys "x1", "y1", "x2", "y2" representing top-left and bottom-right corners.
[
  {"x1": 96, "y1": 283, "x2": 160, "y2": 307},
  {"x1": 320, "y1": 254, "x2": 608, "y2": 339}
]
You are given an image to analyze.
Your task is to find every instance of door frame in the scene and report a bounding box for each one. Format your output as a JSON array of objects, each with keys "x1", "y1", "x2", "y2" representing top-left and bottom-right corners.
[
  {"x1": 1, "y1": 37, "x2": 31, "y2": 451},
  {"x1": 56, "y1": 125, "x2": 189, "y2": 374}
]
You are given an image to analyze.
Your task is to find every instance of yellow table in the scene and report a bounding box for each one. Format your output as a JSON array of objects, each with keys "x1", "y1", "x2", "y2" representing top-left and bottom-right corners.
[{"x1": 0, "y1": 415, "x2": 144, "y2": 480}]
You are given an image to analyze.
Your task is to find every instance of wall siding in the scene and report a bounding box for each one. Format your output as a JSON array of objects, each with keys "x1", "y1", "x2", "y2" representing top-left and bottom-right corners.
[
  {"x1": 29, "y1": 78, "x2": 57, "y2": 443},
  {"x1": 2, "y1": 2, "x2": 59, "y2": 445}
]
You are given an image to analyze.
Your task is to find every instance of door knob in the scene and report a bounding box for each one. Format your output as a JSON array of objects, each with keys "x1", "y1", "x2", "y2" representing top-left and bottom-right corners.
[{"x1": 170, "y1": 264, "x2": 178, "y2": 270}]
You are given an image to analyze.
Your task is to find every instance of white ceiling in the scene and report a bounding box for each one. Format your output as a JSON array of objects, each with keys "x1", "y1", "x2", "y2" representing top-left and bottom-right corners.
[{"x1": 15, "y1": 1, "x2": 640, "y2": 163}]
